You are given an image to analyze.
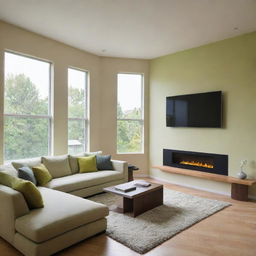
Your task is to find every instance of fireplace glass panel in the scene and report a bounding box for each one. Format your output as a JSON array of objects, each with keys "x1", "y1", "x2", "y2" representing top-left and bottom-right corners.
[{"x1": 173, "y1": 153, "x2": 214, "y2": 169}]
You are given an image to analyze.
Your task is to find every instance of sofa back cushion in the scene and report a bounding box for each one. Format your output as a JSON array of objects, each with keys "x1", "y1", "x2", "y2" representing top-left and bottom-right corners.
[
  {"x1": 0, "y1": 164, "x2": 18, "y2": 177},
  {"x1": 69, "y1": 151, "x2": 102, "y2": 174},
  {"x1": 12, "y1": 157, "x2": 41, "y2": 171},
  {"x1": 42, "y1": 155, "x2": 72, "y2": 178}
]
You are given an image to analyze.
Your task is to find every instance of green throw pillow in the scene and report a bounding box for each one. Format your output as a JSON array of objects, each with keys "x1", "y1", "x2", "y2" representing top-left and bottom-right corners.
[
  {"x1": 78, "y1": 156, "x2": 98, "y2": 173},
  {"x1": 0, "y1": 172, "x2": 44, "y2": 209},
  {"x1": 12, "y1": 179, "x2": 44, "y2": 209},
  {"x1": 32, "y1": 164, "x2": 52, "y2": 186},
  {"x1": 0, "y1": 171, "x2": 17, "y2": 187}
]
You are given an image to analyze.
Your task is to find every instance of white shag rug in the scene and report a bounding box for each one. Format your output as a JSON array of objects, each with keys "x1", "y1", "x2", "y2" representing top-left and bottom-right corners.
[{"x1": 89, "y1": 189, "x2": 230, "y2": 254}]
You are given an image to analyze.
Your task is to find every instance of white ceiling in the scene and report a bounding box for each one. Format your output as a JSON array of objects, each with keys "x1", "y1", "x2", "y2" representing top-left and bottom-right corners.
[{"x1": 0, "y1": 0, "x2": 256, "y2": 59}]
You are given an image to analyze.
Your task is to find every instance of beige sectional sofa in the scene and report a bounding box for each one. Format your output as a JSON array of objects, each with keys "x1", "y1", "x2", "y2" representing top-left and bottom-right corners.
[
  {"x1": 45, "y1": 160, "x2": 128, "y2": 197},
  {"x1": 0, "y1": 155, "x2": 128, "y2": 256}
]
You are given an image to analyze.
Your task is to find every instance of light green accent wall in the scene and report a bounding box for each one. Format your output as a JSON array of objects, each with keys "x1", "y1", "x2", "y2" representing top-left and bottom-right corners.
[{"x1": 150, "y1": 32, "x2": 256, "y2": 197}]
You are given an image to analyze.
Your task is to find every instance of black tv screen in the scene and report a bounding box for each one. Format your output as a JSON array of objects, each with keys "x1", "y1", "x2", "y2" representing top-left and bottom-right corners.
[{"x1": 166, "y1": 91, "x2": 222, "y2": 128}]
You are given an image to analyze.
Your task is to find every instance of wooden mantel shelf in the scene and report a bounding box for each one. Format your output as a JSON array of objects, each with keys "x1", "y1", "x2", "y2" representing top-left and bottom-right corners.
[
  {"x1": 153, "y1": 165, "x2": 256, "y2": 201},
  {"x1": 154, "y1": 165, "x2": 256, "y2": 185}
]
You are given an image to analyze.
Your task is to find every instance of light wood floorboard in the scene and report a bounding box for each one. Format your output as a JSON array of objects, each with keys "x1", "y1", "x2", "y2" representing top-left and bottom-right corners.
[{"x1": 1, "y1": 178, "x2": 255, "y2": 256}]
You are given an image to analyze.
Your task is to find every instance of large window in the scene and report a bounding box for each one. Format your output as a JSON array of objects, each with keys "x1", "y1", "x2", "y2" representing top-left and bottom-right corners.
[
  {"x1": 117, "y1": 73, "x2": 144, "y2": 153},
  {"x1": 68, "y1": 68, "x2": 88, "y2": 154},
  {"x1": 4, "y1": 52, "x2": 52, "y2": 161}
]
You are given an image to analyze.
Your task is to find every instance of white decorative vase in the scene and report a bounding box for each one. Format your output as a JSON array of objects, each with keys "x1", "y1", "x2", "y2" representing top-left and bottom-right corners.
[
  {"x1": 237, "y1": 160, "x2": 248, "y2": 179},
  {"x1": 237, "y1": 170, "x2": 247, "y2": 179}
]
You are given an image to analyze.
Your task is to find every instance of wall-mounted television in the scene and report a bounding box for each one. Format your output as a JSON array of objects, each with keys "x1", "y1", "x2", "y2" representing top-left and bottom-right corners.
[{"x1": 166, "y1": 91, "x2": 222, "y2": 128}]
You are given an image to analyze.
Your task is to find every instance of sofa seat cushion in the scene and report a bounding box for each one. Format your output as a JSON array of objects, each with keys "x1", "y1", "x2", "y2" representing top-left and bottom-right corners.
[
  {"x1": 15, "y1": 187, "x2": 108, "y2": 243},
  {"x1": 44, "y1": 171, "x2": 123, "y2": 193}
]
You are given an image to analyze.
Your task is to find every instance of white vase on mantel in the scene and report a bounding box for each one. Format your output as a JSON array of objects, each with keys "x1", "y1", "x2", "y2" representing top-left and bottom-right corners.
[
  {"x1": 237, "y1": 170, "x2": 247, "y2": 179},
  {"x1": 237, "y1": 160, "x2": 247, "y2": 179}
]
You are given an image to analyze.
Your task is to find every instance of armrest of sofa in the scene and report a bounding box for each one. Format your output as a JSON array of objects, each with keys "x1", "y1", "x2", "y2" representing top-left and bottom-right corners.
[
  {"x1": 0, "y1": 185, "x2": 29, "y2": 243},
  {"x1": 111, "y1": 160, "x2": 128, "y2": 181}
]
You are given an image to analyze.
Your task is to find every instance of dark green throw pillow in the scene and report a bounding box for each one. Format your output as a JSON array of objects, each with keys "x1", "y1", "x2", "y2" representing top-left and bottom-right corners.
[
  {"x1": 96, "y1": 155, "x2": 113, "y2": 170},
  {"x1": 18, "y1": 167, "x2": 37, "y2": 185}
]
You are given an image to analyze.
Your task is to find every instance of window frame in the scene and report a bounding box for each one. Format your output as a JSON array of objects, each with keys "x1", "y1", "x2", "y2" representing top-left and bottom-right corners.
[
  {"x1": 67, "y1": 66, "x2": 89, "y2": 153},
  {"x1": 3, "y1": 50, "x2": 53, "y2": 161},
  {"x1": 116, "y1": 72, "x2": 144, "y2": 154}
]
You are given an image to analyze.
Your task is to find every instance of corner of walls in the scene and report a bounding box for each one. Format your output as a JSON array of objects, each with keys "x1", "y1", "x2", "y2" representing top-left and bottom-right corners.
[{"x1": 99, "y1": 57, "x2": 150, "y2": 175}]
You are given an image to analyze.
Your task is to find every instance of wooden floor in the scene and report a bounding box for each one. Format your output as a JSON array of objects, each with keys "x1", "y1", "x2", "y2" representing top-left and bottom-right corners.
[{"x1": 1, "y1": 178, "x2": 256, "y2": 256}]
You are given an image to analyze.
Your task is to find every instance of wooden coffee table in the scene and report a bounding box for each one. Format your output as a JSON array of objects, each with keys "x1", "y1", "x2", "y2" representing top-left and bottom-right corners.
[{"x1": 103, "y1": 181, "x2": 163, "y2": 217}]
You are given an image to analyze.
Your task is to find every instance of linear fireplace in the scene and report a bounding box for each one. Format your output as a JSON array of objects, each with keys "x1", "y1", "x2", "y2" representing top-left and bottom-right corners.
[{"x1": 163, "y1": 149, "x2": 228, "y2": 175}]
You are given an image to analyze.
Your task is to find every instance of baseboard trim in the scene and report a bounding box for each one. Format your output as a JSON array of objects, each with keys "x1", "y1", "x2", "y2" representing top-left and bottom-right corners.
[
  {"x1": 248, "y1": 195, "x2": 256, "y2": 200},
  {"x1": 150, "y1": 175, "x2": 231, "y2": 196},
  {"x1": 134, "y1": 174, "x2": 149, "y2": 178}
]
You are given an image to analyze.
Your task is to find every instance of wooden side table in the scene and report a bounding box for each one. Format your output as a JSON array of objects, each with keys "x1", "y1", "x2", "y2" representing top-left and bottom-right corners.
[{"x1": 128, "y1": 164, "x2": 139, "y2": 181}]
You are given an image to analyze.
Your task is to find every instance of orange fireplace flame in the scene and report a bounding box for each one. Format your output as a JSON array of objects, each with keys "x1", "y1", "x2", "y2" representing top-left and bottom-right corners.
[{"x1": 180, "y1": 161, "x2": 213, "y2": 169}]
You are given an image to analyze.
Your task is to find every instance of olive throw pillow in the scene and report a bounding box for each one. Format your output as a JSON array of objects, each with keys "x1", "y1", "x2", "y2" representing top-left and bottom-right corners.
[
  {"x1": 32, "y1": 164, "x2": 52, "y2": 186},
  {"x1": 78, "y1": 156, "x2": 98, "y2": 173},
  {"x1": 12, "y1": 179, "x2": 44, "y2": 209},
  {"x1": 0, "y1": 171, "x2": 16, "y2": 187},
  {"x1": 96, "y1": 155, "x2": 114, "y2": 170},
  {"x1": 0, "y1": 172, "x2": 44, "y2": 209},
  {"x1": 69, "y1": 151, "x2": 102, "y2": 174}
]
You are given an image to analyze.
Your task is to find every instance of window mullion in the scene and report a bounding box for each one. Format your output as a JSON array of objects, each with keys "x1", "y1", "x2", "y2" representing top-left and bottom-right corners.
[
  {"x1": 4, "y1": 113, "x2": 51, "y2": 119},
  {"x1": 117, "y1": 118, "x2": 143, "y2": 122}
]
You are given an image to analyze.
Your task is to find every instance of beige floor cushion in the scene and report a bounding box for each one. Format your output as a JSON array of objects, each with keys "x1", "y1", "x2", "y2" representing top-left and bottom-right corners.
[
  {"x1": 15, "y1": 187, "x2": 108, "y2": 243},
  {"x1": 44, "y1": 171, "x2": 123, "y2": 192}
]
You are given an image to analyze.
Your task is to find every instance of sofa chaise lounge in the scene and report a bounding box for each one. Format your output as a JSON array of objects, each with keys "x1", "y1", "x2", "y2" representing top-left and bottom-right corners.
[{"x1": 0, "y1": 154, "x2": 128, "y2": 256}]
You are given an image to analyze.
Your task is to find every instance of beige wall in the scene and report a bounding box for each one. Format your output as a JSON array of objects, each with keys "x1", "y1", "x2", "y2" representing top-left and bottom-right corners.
[
  {"x1": 0, "y1": 21, "x2": 149, "y2": 171},
  {"x1": 150, "y1": 32, "x2": 256, "y2": 197},
  {"x1": 100, "y1": 57, "x2": 149, "y2": 175}
]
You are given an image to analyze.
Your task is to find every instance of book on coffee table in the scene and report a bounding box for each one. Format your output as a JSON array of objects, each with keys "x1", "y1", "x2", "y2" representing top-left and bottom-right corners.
[
  {"x1": 134, "y1": 180, "x2": 151, "y2": 187},
  {"x1": 114, "y1": 183, "x2": 136, "y2": 192}
]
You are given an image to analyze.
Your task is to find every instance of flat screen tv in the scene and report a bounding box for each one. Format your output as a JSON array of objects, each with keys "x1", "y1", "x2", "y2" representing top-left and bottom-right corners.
[{"x1": 166, "y1": 91, "x2": 222, "y2": 128}]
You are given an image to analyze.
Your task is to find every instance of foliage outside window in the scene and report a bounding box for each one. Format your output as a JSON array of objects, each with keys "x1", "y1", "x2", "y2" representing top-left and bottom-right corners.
[
  {"x1": 117, "y1": 73, "x2": 144, "y2": 153},
  {"x1": 68, "y1": 68, "x2": 88, "y2": 154},
  {"x1": 4, "y1": 52, "x2": 52, "y2": 161}
]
